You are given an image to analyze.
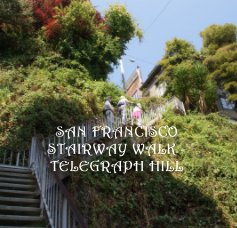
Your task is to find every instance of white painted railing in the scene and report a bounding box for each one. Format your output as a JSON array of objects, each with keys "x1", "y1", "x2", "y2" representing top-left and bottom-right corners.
[
  {"x1": 30, "y1": 136, "x2": 87, "y2": 228},
  {"x1": 0, "y1": 150, "x2": 28, "y2": 167}
]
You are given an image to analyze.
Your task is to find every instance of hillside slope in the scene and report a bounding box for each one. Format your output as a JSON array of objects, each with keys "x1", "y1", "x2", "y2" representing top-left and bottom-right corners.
[{"x1": 69, "y1": 112, "x2": 237, "y2": 227}]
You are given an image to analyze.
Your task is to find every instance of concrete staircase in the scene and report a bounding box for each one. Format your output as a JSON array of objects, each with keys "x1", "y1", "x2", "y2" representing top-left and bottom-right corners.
[{"x1": 0, "y1": 166, "x2": 47, "y2": 228}]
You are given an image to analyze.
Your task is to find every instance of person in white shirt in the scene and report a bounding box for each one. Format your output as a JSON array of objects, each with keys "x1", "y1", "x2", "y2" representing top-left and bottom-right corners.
[{"x1": 117, "y1": 96, "x2": 130, "y2": 125}]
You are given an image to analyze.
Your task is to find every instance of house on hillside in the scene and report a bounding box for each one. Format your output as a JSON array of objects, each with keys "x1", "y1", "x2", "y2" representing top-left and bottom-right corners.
[
  {"x1": 125, "y1": 64, "x2": 186, "y2": 115},
  {"x1": 140, "y1": 64, "x2": 167, "y2": 97},
  {"x1": 125, "y1": 66, "x2": 143, "y2": 99}
]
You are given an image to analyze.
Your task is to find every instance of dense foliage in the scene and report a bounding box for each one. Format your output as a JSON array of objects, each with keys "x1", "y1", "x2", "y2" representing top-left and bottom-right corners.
[
  {"x1": 200, "y1": 23, "x2": 237, "y2": 55},
  {"x1": 173, "y1": 61, "x2": 216, "y2": 112},
  {"x1": 201, "y1": 24, "x2": 237, "y2": 104},
  {"x1": 158, "y1": 38, "x2": 199, "y2": 93},
  {"x1": 154, "y1": 111, "x2": 237, "y2": 226},
  {"x1": 0, "y1": 0, "x2": 142, "y2": 78},
  {"x1": 156, "y1": 23, "x2": 237, "y2": 112},
  {"x1": 0, "y1": 0, "x2": 141, "y2": 149},
  {"x1": 204, "y1": 43, "x2": 237, "y2": 103},
  {"x1": 69, "y1": 112, "x2": 237, "y2": 227},
  {"x1": 0, "y1": 0, "x2": 34, "y2": 52},
  {"x1": 0, "y1": 2, "x2": 236, "y2": 227},
  {"x1": 157, "y1": 38, "x2": 216, "y2": 113}
]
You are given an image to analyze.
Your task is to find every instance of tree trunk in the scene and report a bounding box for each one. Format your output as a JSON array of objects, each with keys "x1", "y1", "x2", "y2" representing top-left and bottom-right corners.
[
  {"x1": 198, "y1": 90, "x2": 207, "y2": 113},
  {"x1": 184, "y1": 95, "x2": 191, "y2": 110}
]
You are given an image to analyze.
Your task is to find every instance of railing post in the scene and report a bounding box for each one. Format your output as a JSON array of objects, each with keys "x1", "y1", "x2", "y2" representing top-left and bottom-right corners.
[
  {"x1": 16, "y1": 152, "x2": 20, "y2": 166},
  {"x1": 3, "y1": 151, "x2": 6, "y2": 164},
  {"x1": 40, "y1": 153, "x2": 46, "y2": 216},
  {"x1": 62, "y1": 198, "x2": 68, "y2": 228},
  {"x1": 30, "y1": 137, "x2": 35, "y2": 167},
  {"x1": 9, "y1": 151, "x2": 13, "y2": 165},
  {"x1": 22, "y1": 151, "x2": 25, "y2": 166}
]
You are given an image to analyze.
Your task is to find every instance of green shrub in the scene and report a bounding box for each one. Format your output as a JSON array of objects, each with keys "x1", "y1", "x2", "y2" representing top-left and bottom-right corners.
[{"x1": 68, "y1": 112, "x2": 236, "y2": 227}]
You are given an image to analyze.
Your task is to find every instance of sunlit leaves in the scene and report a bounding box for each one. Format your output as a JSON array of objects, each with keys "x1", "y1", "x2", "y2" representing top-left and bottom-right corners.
[
  {"x1": 204, "y1": 43, "x2": 237, "y2": 102},
  {"x1": 200, "y1": 23, "x2": 237, "y2": 55}
]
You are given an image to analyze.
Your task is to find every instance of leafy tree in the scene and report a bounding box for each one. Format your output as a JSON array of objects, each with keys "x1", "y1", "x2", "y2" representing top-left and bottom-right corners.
[
  {"x1": 192, "y1": 63, "x2": 208, "y2": 113},
  {"x1": 157, "y1": 38, "x2": 217, "y2": 112},
  {"x1": 0, "y1": 0, "x2": 34, "y2": 52},
  {"x1": 0, "y1": 0, "x2": 142, "y2": 79},
  {"x1": 0, "y1": 65, "x2": 122, "y2": 149},
  {"x1": 163, "y1": 38, "x2": 198, "y2": 63},
  {"x1": 105, "y1": 4, "x2": 143, "y2": 45},
  {"x1": 173, "y1": 61, "x2": 215, "y2": 112},
  {"x1": 172, "y1": 61, "x2": 211, "y2": 113},
  {"x1": 32, "y1": 0, "x2": 70, "y2": 31},
  {"x1": 52, "y1": 1, "x2": 142, "y2": 79},
  {"x1": 159, "y1": 38, "x2": 200, "y2": 87},
  {"x1": 158, "y1": 38, "x2": 201, "y2": 102},
  {"x1": 204, "y1": 43, "x2": 237, "y2": 104},
  {"x1": 0, "y1": 1, "x2": 139, "y2": 149},
  {"x1": 173, "y1": 61, "x2": 193, "y2": 109},
  {"x1": 200, "y1": 23, "x2": 237, "y2": 55}
]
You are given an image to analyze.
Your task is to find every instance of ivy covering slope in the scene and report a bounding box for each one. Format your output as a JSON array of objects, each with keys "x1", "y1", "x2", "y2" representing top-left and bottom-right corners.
[{"x1": 69, "y1": 112, "x2": 237, "y2": 227}]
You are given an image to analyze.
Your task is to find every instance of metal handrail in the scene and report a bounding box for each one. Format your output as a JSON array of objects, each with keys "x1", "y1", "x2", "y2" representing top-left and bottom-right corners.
[
  {"x1": 0, "y1": 149, "x2": 28, "y2": 167},
  {"x1": 30, "y1": 136, "x2": 87, "y2": 228}
]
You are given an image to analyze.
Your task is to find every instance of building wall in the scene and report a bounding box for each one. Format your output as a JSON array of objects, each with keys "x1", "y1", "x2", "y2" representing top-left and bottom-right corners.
[
  {"x1": 126, "y1": 67, "x2": 143, "y2": 99},
  {"x1": 127, "y1": 77, "x2": 141, "y2": 97},
  {"x1": 156, "y1": 82, "x2": 167, "y2": 97},
  {"x1": 142, "y1": 77, "x2": 167, "y2": 97}
]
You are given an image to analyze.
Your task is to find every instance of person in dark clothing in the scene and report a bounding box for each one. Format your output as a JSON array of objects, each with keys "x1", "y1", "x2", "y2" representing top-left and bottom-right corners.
[{"x1": 103, "y1": 96, "x2": 114, "y2": 130}]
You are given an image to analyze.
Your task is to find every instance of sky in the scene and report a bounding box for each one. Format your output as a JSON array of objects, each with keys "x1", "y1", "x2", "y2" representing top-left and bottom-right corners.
[{"x1": 91, "y1": 0, "x2": 237, "y2": 88}]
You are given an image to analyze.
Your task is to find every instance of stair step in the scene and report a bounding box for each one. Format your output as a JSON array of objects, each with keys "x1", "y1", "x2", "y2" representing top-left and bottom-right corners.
[
  {"x1": 0, "y1": 196, "x2": 39, "y2": 204},
  {"x1": 0, "y1": 215, "x2": 45, "y2": 227},
  {"x1": 0, "y1": 166, "x2": 31, "y2": 174},
  {"x1": 0, "y1": 227, "x2": 46, "y2": 228},
  {"x1": 0, "y1": 214, "x2": 43, "y2": 222},
  {"x1": 0, "y1": 171, "x2": 34, "y2": 179},
  {"x1": 0, "y1": 182, "x2": 35, "y2": 190},
  {"x1": 0, "y1": 177, "x2": 35, "y2": 184},
  {"x1": 0, "y1": 166, "x2": 46, "y2": 227},
  {"x1": 0, "y1": 189, "x2": 38, "y2": 197},
  {"x1": 0, "y1": 205, "x2": 41, "y2": 213},
  {"x1": 0, "y1": 205, "x2": 41, "y2": 216}
]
